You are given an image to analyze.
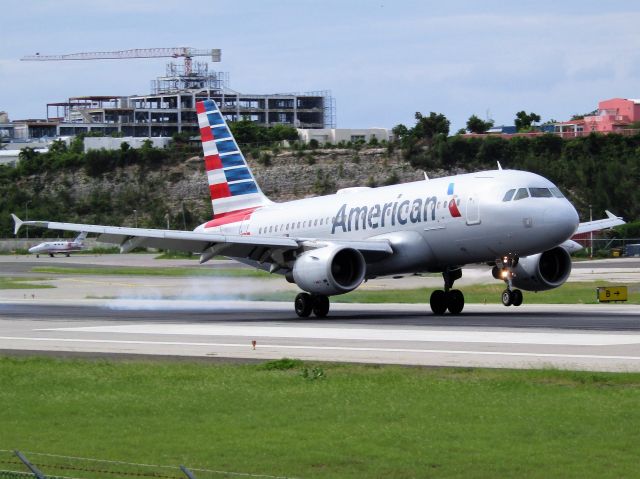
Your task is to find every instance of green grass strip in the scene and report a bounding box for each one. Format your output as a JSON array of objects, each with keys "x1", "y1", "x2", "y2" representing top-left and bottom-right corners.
[
  {"x1": 0, "y1": 278, "x2": 55, "y2": 290},
  {"x1": 1, "y1": 356, "x2": 640, "y2": 478},
  {"x1": 250, "y1": 282, "x2": 640, "y2": 304},
  {"x1": 31, "y1": 266, "x2": 275, "y2": 278}
]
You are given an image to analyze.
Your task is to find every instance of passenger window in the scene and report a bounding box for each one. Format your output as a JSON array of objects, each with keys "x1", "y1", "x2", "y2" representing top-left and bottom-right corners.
[
  {"x1": 514, "y1": 188, "x2": 529, "y2": 200},
  {"x1": 314, "y1": 219, "x2": 318, "y2": 226},
  {"x1": 529, "y1": 188, "x2": 553, "y2": 198},
  {"x1": 502, "y1": 189, "x2": 516, "y2": 202},
  {"x1": 269, "y1": 226, "x2": 273, "y2": 233},
  {"x1": 297, "y1": 222, "x2": 301, "y2": 228},
  {"x1": 320, "y1": 219, "x2": 323, "y2": 225},
  {"x1": 550, "y1": 187, "x2": 565, "y2": 198}
]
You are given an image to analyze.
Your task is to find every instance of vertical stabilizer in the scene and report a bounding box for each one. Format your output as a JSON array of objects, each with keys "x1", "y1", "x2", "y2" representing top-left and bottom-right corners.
[
  {"x1": 196, "y1": 99, "x2": 271, "y2": 223},
  {"x1": 74, "y1": 231, "x2": 88, "y2": 243}
]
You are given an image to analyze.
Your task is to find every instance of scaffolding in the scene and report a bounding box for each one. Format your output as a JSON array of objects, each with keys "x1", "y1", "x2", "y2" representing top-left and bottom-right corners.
[{"x1": 151, "y1": 62, "x2": 230, "y2": 94}]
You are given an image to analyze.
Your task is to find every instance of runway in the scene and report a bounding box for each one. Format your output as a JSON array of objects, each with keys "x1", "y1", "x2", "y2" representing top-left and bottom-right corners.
[{"x1": 1, "y1": 300, "x2": 640, "y2": 372}]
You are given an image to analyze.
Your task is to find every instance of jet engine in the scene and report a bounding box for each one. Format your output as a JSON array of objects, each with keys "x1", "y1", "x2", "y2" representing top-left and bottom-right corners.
[
  {"x1": 292, "y1": 246, "x2": 366, "y2": 295},
  {"x1": 508, "y1": 247, "x2": 572, "y2": 292}
]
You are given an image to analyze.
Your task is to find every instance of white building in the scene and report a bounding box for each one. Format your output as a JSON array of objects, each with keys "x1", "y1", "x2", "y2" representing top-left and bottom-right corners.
[
  {"x1": 83, "y1": 136, "x2": 171, "y2": 151},
  {"x1": 296, "y1": 128, "x2": 391, "y2": 145}
]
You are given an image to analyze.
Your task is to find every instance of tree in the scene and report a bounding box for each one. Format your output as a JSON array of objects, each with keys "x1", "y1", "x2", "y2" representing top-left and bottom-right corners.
[
  {"x1": 571, "y1": 110, "x2": 597, "y2": 121},
  {"x1": 514, "y1": 111, "x2": 541, "y2": 132},
  {"x1": 414, "y1": 112, "x2": 450, "y2": 141},
  {"x1": 466, "y1": 115, "x2": 494, "y2": 134},
  {"x1": 392, "y1": 124, "x2": 410, "y2": 141}
]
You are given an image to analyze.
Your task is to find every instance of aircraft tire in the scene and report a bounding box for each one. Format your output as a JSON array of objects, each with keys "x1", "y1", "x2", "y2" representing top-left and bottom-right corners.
[
  {"x1": 312, "y1": 295, "x2": 330, "y2": 318},
  {"x1": 294, "y1": 293, "x2": 313, "y2": 318},
  {"x1": 501, "y1": 289, "x2": 513, "y2": 307},
  {"x1": 430, "y1": 290, "x2": 447, "y2": 315},
  {"x1": 512, "y1": 289, "x2": 523, "y2": 307},
  {"x1": 446, "y1": 289, "x2": 464, "y2": 314}
]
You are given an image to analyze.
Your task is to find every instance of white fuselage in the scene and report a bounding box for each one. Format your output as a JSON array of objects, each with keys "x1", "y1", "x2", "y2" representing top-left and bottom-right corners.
[
  {"x1": 29, "y1": 241, "x2": 85, "y2": 256},
  {"x1": 195, "y1": 169, "x2": 579, "y2": 275}
]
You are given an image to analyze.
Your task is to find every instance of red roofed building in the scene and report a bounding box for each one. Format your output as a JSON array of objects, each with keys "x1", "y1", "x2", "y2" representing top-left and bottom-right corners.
[{"x1": 557, "y1": 98, "x2": 640, "y2": 137}]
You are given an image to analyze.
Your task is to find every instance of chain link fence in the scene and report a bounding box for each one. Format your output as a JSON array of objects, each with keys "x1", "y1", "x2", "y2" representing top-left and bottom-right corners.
[{"x1": 0, "y1": 451, "x2": 297, "y2": 479}]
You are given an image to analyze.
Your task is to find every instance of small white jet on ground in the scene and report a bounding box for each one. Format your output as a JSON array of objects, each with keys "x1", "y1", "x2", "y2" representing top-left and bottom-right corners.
[
  {"x1": 27, "y1": 232, "x2": 88, "y2": 258},
  {"x1": 12, "y1": 99, "x2": 624, "y2": 316}
]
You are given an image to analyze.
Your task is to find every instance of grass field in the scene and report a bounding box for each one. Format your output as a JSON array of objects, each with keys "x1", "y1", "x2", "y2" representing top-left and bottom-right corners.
[
  {"x1": 31, "y1": 266, "x2": 275, "y2": 278},
  {"x1": 1, "y1": 356, "x2": 639, "y2": 478},
  {"x1": 249, "y1": 281, "x2": 640, "y2": 305},
  {"x1": 0, "y1": 278, "x2": 54, "y2": 290}
]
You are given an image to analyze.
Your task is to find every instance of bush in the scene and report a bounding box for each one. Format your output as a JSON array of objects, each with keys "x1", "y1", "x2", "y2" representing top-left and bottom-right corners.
[{"x1": 260, "y1": 358, "x2": 303, "y2": 370}]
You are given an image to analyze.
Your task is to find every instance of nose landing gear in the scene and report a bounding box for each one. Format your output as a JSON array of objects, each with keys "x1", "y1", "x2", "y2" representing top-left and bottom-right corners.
[
  {"x1": 429, "y1": 268, "x2": 464, "y2": 315},
  {"x1": 493, "y1": 255, "x2": 524, "y2": 307}
]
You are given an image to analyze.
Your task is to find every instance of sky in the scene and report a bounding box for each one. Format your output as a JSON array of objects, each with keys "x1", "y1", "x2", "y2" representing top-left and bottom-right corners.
[{"x1": 1, "y1": 1, "x2": 640, "y2": 131}]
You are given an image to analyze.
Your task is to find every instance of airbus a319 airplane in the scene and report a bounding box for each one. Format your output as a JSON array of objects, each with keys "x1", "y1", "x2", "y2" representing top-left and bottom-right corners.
[
  {"x1": 12, "y1": 99, "x2": 624, "y2": 317},
  {"x1": 27, "y1": 232, "x2": 88, "y2": 258}
]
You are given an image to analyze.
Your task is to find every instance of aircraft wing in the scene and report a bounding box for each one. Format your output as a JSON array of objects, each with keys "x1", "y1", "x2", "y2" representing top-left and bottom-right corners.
[
  {"x1": 11, "y1": 214, "x2": 392, "y2": 265},
  {"x1": 574, "y1": 210, "x2": 625, "y2": 235}
]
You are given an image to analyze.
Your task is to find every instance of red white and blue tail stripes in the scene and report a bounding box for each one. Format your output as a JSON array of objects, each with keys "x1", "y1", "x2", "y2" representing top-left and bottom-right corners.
[{"x1": 196, "y1": 99, "x2": 270, "y2": 223}]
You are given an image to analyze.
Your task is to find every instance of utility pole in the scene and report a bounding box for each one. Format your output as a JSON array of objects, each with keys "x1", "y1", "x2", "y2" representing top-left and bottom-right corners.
[
  {"x1": 589, "y1": 204, "x2": 593, "y2": 259},
  {"x1": 25, "y1": 200, "x2": 31, "y2": 240}
]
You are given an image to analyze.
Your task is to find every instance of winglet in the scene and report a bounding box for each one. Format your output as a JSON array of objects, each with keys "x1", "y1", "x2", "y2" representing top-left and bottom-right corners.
[
  {"x1": 423, "y1": 171, "x2": 429, "y2": 181},
  {"x1": 11, "y1": 214, "x2": 23, "y2": 236},
  {"x1": 605, "y1": 210, "x2": 619, "y2": 220}
]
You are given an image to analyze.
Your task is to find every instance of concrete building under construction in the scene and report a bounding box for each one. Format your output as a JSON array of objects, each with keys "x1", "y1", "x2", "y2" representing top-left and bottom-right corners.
[{"x1": 15, "y1": 59, "x2": 335, "y2": 139}]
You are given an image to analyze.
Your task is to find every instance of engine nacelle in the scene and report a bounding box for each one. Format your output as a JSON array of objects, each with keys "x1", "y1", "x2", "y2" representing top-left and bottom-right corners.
[
  {"x1": 510, "y1": 247, "x2": 572, "y2": 292},
  {"x1": 292, "y1": 246, "x2": 366, "y2": 295}
]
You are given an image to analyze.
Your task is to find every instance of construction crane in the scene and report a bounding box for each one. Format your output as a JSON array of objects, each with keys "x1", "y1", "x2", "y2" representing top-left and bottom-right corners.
[{"x1": 21, "y1": 47, "x2": 221, "y2": 75}]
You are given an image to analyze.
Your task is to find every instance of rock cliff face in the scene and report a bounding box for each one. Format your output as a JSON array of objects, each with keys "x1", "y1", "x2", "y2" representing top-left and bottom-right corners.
[{"x1": 250, "y1": 148, "x2": 422, "y2": 201}]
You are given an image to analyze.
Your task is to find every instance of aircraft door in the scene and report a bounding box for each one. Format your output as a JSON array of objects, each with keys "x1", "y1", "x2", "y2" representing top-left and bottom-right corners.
[
  {"x1": 466, "y1": 195, "x2": 481, "y2": 225},
  {"x1": 239, "y1": 215, "x2": 251, "y2": 235}
]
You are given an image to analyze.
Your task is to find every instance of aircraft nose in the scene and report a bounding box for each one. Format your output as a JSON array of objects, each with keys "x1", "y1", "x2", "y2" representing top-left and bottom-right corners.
[{"x1": 544, "y1": 200, "x2": 579, "y2": 241}]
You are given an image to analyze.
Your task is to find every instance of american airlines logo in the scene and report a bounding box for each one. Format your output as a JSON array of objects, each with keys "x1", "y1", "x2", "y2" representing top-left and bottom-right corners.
[{"x1": 331, "y1": 194, "x2": 462, "y2": 234}]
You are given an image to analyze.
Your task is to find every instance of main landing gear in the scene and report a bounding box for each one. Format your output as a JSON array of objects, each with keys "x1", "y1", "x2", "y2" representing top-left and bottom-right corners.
[
  {"x1": 493, "y1": 255, "x2": 524, "y2": 307},
  {"x1": 295, "y1": 292, "x2": 330, "y2": 318},
  {"x1": 429, "y1": 268, "x2": 464, "y2": 315}
]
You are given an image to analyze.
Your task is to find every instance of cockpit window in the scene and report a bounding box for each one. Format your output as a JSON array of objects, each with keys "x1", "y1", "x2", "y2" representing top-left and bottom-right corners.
[
  {"x1": 502, "y1": 189, "x2": 516, "y2": 202},
  {"x1": 550, "y1": 187, "x2": 565, "y2": 198},
  {"x1": 513, "y1": 188, "x2": 529, "y2": 200},
  {"x1": 529, "y1": 188, "x2": 553, "y2": 198}
]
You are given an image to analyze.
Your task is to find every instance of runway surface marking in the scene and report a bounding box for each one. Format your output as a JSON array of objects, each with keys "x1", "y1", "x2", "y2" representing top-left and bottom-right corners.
[
  {"x1": 3, "y1": 336, "x2": 640, "y2": 361},
  {"x1": 44, "y1": 324, "x2": 640, "y2": 346}
]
